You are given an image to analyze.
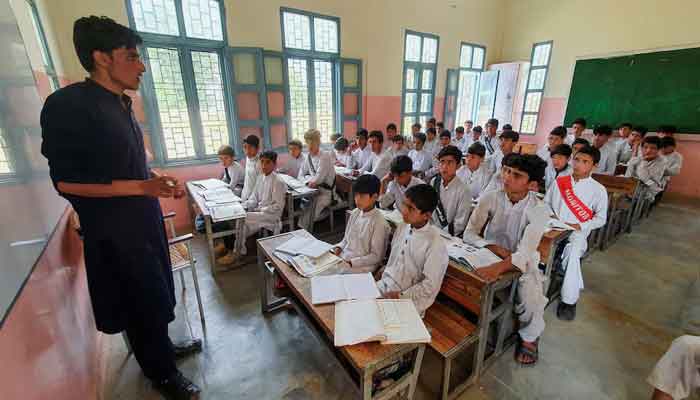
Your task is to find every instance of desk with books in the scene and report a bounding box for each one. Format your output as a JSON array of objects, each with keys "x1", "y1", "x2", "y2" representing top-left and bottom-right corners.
[
  {"x1": 277, "y1": 174, "x2": 319, "y2": 232},
  {"x1": 257, "y1": 230, "x2": 426, "y2": 400}
]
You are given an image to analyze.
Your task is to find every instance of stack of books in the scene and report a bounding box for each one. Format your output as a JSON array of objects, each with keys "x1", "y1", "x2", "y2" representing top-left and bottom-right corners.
[{"x1": 274, "y1": 235, "x2": 342, "y2": 277}]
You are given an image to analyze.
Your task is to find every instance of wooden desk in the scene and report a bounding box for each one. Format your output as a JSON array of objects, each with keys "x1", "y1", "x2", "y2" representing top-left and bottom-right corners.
[
  {"x1": 257, "y1": 231, "x2": 426, "y2": 400},
  {"x1": 335, "y1": 171, "x2": 357, "y2": 212},
  {"x1": 539, "y1": 229, "x2": 572, "y2": 295},
  {"x1": 277, "y1": 174, "x2": 319, "y2": 232},
  {"x1": 186, "y1": 182, "x2": 246, "y2": 274}
]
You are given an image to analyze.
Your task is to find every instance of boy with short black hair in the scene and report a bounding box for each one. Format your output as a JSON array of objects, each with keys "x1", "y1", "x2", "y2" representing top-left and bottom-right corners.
[
  {"x1": 619, "y1": 125, "x2": 647, "y2": 163},
  {"x1": 386, "y1": 122, "x2": 398, "y2": 140},
  {"x1": 613, "y1": 122, "x2": 633, "y2": 158},
  {"x1": 352, "y1": 129, "x2": 372, "y2": 170},
  {"x1": 572, "y1": 138, "x2": 589, "y2": 157},
  {"x1": 453, "y1": 126, "x2": 467, "y2": 151},
  {"x1": 625, "y1": 136, "x2": 666, "y2": 202},
  {"x1": 502, "y1": 124, "x2": 513, "y2": 132},
  {"x1": 544, "y1": 144, "x2": 573, "y2": 190},
  {"x1": 457, "y1": 142, "x2": 493, "y2": 200},
  {"x1": 427, "y1": 117, "x2": 437, "y2": 130},
  {"x1": 430, "y1": 145, "x2": 471, "y2": 236},
  {"x1": 390, "y1": 134, "x2": 409, "y2": 157},
  {"x1": 592, "y1": 125, "x2": 617, "y2": 175},
  {"x1": 425, "y1": 130, "x2": 455, "y2": 179},
  {"x1": 330, "y1": 132, "x2": 343, "y2": 143},
  {"x1": 424, "y1": 127, "x2": 439, "y2": 156},
  {"x1": 545, "y1": 145, "x2": 608, "y2": 321},
  {"x1": 376, "y1": 184, "x2": 448, "y2": 315},
  {"x1": 468, "y1": 125, "x2": 483, "y2": 149},
  {"x1": 436, "y1": 121, "x2": 445, "y2": 132},
  {"x1": 217, "y1": 144, "x2": 244, "y2": 195},
  {"x1": 408, "y1": 132, "x2": 431, "y2": 174},
  {"x1": 357, "y1": 130, "x2": 392, "y2": 179},
  {"x1": 483, "y1": 118, "x2": 500, "y2": 157},
  {"x1": 657, "y1": 125, "x2": 677, "y2": 138},
  {"x1": 411, "y1": 122, "x2": 422, "y2": 136},
  {"x1": 660, "y1": 136, "x2": 683, "y2": 190},
  {"x1": 333, "y1": 174, "x2": 391, "y2": 273},
  {"x1": 566, "y1": 117, "x2": 588, "y2": 146},
  {"x1": 241, "y1": 134, "x2": 262, "y2": 201},
  {"x1": 280, "y1": 139, "x2": 304, "y2": 178},
  {"x1": 537, "y1": 125, "x2": 567, "y2": 165},
  {"x1": 488, "y1": 130, "x2": 519, "y2": 173},
  {"x1": 463, "y1": 153, "x2": 549, "y2": 365},
  {"x1": 334, "y1": 137, "x2": 353, "y2": 168},
  {"x1": 379, "y1": 155, "x2": 424, "y2": 210}
]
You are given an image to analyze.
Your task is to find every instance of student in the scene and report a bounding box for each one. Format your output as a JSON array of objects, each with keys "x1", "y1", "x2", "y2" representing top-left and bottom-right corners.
[
  {"x1": 457, "y1": 142, "x2": 493, "y2": 200},
  {"x1": 436, "y1": 121, "x2": 445, "y2": 133},
  {"x1": 464, "y1": 120, "x2": 474, "y2": 137},
  {"x1": 357, "y1": 130, "x2": 392, "y2": 179},
  {"x1": 657, "y1": 125, "x2": 677, "y2": 139},
  {"x1": 408, "y1": 133, "x2": 432, "y2": 175},
  {"x1": 217, "y1": 145, "x2": 244, "y2": 195},
  {"x1": 298, "y1": 129, "x2": 336, "y2": 229},
  {"x1": 463, "y1": 153, "x2": 549, "y2": 365},
  {"x1": 660, "y1": 136, "x2": 683, "y2": 189},
  {"x1": 241, "y1": 134, "x2": 262, "y2": 201},
  {"x1": 545, "y1": 145, "x2": 608, "y2": 321},
  {"x1": 389, "y1": 134, "x2": 409, "y2": 157},
  {"x1": 544, "y1": 144, "x2": 573, "y2": 191},
  {"x1": 334, "y1": 137, "x2": 353, "y2": 168},
  {"x1": 572, "y1": 138, "x2": 589, "y2": 157},
  {"x1": 647, "y1": 335, "x2": 700, "y2": 400},
  {"x1": 613, "y1": 122, "x2": 633, "y2": 158},
  {"x1": 537, "y1": 125, "x2": 567, "y2": 165},
  {"x1": 386, "y1": 122, "x2": 398, "y2": 141},
  {"x1": 452, "y1": 126, "x2": 467, "y2": 151},
  {"x1": 219, "y1": 151, "x2": 287, "y2": 264},
  {"x1": 411, "y1": 122, "x2": 422, "y2": 136},
  {"x1": 329, "y1": 132, "x2": 343, "y2": 143},
  {"x1": 483, "y1": 118, "x2": 500, "y2": 157},
  {"x1": 430, "y1": 145, "x2": 471, "y2": 236},
  {"x1": 565, "y1": 117, "x2": 588, "y2": 146},
  {"x1": 333, "y1": 174, "x2": 391, "y2": 274},
  {"x1": 625, "y1": 136, "x2": 666, "y2": 202},
  {"x1": 619, "y1": 125, "x2": 647, "y2": 163},
  {"x1": 468, "y1": 125, "x2": 483, "y2": 149},
  {"x1": 427, "y1": 117, "x2": 437, "y2": 130},
  {"x1": 279, "y1": 139, "x2": 304, "y2": 178},
  {"x1": 424, "y1": 127, "x2": 439, "y2": 156},
  {"x1": 425, "y1": 130, "x2": 454, "y2": 180},
  {"x1": 488, "y1": 130, "x2": 519, "y2": 174},
  {"x1": 379, "y1": 155, "x2": 425, "y2": 210},
  {"x1": 592, "y1": 125, "x2": 617, "y2": 175},
  {"x1": 352, "y1": 129, "x2": 372, "y2": 169},
  {"x1": 502, "y1": 123, "x2": 513, "y2": 133},
  {"x1": 376, "y1": 184, "x2": 449, "y2": 315}
]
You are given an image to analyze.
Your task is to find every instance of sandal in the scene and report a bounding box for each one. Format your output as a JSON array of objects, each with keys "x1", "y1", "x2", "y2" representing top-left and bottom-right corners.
[{"x1": 515, "y1": 337, "x2": 539, "y2": 366}]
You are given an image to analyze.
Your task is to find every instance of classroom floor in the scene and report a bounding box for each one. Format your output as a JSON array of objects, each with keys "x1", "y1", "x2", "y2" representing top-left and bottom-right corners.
[{"x1": 103, "y1": 201, "x2": 700, "y2": 400}]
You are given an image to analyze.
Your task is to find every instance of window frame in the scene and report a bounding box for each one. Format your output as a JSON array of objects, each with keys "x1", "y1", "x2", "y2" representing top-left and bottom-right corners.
[
  {"x1": 453, "y1": 42, "x2": 486, "y2": 128},
  {"x1": 26, "y1": 0, "x2": 59, "y2": 92},
  {"x1": 519, "y1": 40, "x2": 553, "y2": 135},
  {"x1": 400, "y1": 29, "x2": 440, "y2": 134}
]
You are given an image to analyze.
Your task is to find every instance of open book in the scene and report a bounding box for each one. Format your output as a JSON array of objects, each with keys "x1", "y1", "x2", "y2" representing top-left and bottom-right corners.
[
  {"x1": 276, "y1": 235, "x2": 334, "y2": 259},
  {"x1": 289, "y1": 252, "x2": 343, "y2": 277},
  {"x1": 192, "y1": 178, "x2": 229, "y2": 190},
  {"x1": 210, "y1": 203, "x2": 246, "y2": 222},
  {"x1": 277, "y1": 174, "x2": 307, "y2": 189},
  {"x1": 201, "y1": 187, "x2": 241, "y2": 204},
  {"x1": 334, "y1": 299, "x2": 431, "y2": 347},
  {"x1": 447, "y1": 243, "x2": 501, "y2": 271},
  {"x1": 547, "y1": 218, "x2": 575, "y2": 231},
  {"x1": 311, "y1": 273, "x2": 380, "y2": 305}
]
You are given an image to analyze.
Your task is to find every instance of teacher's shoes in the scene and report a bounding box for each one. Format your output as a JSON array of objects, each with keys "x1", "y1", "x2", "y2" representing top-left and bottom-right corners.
[
  {"x1": 154, "y1": 371, "x2": 201, "y2": 400},
  {"x1": 172, "y1": 338, "x2": 202, "y2": 360},
  {"x1": 557, "y1": 302, "x2": 577, "y2": 321}
]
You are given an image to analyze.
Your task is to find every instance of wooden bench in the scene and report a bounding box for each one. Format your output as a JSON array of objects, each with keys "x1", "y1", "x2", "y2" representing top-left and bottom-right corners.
[{"x1": 592, "y1": 174, "x2": 640, "y2": 249}]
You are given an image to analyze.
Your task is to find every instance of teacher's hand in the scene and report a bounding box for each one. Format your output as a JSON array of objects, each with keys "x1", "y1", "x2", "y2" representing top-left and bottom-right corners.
[{"x1": 142, "y1": 176, "x2": 177, "y2": 198}]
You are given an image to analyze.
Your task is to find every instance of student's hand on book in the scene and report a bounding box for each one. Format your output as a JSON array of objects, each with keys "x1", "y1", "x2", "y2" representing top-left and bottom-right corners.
[
  {"x1": 485, "y1": 244, "x2": 511, "y2": 259},
  {"x1": 384, "y1": 291, "x2": 401, "y2": 299}
]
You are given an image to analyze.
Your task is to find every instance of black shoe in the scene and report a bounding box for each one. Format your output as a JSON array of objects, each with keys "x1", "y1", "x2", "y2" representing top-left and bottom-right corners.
[
  {"x1": 557, "y1": 302, "x2": 577, "y2": 321},
  {"x1": 172, "y1": 338, "x2": 202, "y2": 359},
  {"x1": 154, "y1": 371, "x2": 201, "y2": 400}
]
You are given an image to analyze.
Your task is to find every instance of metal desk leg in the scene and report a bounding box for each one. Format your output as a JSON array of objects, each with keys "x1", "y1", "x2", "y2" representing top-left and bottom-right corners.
[
  {"x1": 258, "y1": 255, "x2": 289, "y2": 314},
  {"x1": 473, "y1": 285, "x2": 495, "y2": 381},
  {"x1": 407, "y1": 345, "x2": 425, "y2": 400},
  {"x1": 205, "y1": 216, "x2": 216, "y2": 275},
  {"x1": 287, "y1": 194, "x2": 294, "y2": 232}
]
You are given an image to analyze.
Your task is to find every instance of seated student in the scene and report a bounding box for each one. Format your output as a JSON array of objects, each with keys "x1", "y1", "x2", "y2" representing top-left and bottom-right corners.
[
  {"x1": 357, "y1": 130, "x2": 392, "y2": 179},
  {"x1": 625, "y1": 136, "x2": 666, "y2": 202},
  {"x1": 219, "y1": 151, "x2": 287, "y2": 265},
  {"x1": 426, "y1": 117, "x2": 437, "y2": 131},
  {"x1": 376, "y1": 184, "x2": 449, "y2": 315},
  {"x1": 452, "y1": 126, "x2": 467, "y2": 151},
  {"x1": 425, "y1": 130, "x2": 454, "y2": 179},
  {"x1": 537, "y1": 125, "x2": 568, "y2": 165},
  {"x1": 487, "y1": 130, "x2": 519, "y2": 174},
  {"x1": 463, "y1": 153, "x2": 549, "y2": 365},
  {"x1": 423, "y1": 127, "x2": 439, "y2": 157},
  {"x1": 592, "y1": 124, "x2": 617, "y2": 175},
  {"x1": 463, "y1": 120, "x2": 474, "y2": 139},
  {"x1": 386, "y1": 122, "x2": 398, "y2": 140},
  {"x1": 389, "y1": 134, "x2": 409, "y2": 157},
  {"x1": 329, "y1": 132, "x2": 343, "y2": 143},
  {"x1": 430, "y1": 145, "x2": 471, "y2": 236},
  {"x1": 352, "y1": 129, "x2": 372, "y2": 170},
  {"x1": 619, "y1": 125, "x2": 647, "y2": 163},
  {"x1": 502, "y1": 123, "x2": 513, "y2": 133},
  {"x1": 483, "y1": 118, "x2": 501, "y2": 157},
  {"x1": 298, "y1": 129, "x2": 336, "y2": 229},
  {"x1": 613, "y1": 122, "x2": 633, "y2": 159},
  {"x1": 333, "y1": 174, "x2": 391, "y2": 274},
  {"x1": 660, "y1": 136, "x2": 683, "y2": 190},
  {"x1": 571, "y1": 138, "x2": 589, "y2": 159},
  {"x1": 217, "y1": 145, "x2": 244, "y2": 195},
  {"x1": 468, "y1": 125, "x2": 483, "y2": 149},
  {"x1": 279, "y1": 139, "x2": 304, "y2": 178},
  {"x1": 657, "y1": 124, "x2": 677, "y2": 139},
  {"x1": 408, "y1": 133, "x2": 432, "y2": 175},
  {"x1": 379, "y1": 155, "x2": 425, "y2": 210},
  {"x1": 241, "y1": 135, "x2": 262, "y2": 201},
  {"x1": 457, "y1": 142, "x2": 493, "y2": 201},
  {"x1": 545, "y1": 145, "x2": 608, "y2": 321},
  {"x1": 565, "y1": 117, "x2": 588, "y2": 146},
  {"x1": 334, "y1": 137, "x2": 354, "y2": 168},
  {"x1": 647, "y1": 335, "x2": 700, "y2": 400},
  {"x1": 411, "y1": 122, "x2": 422, "y2": 137},
  {"x1": 544, "y1": 144, "x2": 573, "y2": 191}
]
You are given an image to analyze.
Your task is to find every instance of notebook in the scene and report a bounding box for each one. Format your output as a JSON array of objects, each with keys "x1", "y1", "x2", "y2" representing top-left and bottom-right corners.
[
  {"x1": 192, "y1": 178, "x2": 228, "y2": 190},
  {"x1": 201, "y1": 187, "x2": 241, "y2": 203},
  {"x1": 547, "y1": 218, "x2": 575, "y2": 231},
  {"x1": 210, "y1": 203, "x2": 246, "y2": 222},
  {"x1": 276, "y1": 236, "x2": 334, "y2": 259},
  {"x1": 334, "y1": 299, "x2": 431, "y2": 347},
  {"x1": 311, "y1": 273, "x2": 381, "y2": 305}
]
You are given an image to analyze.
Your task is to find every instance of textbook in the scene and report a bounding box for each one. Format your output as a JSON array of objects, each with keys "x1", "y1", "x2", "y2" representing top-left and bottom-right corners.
[
  {"x1": 311, "y1": 273, "x2": 380, "y2": 305},
  {"x1": 210, "y1": 203, "x2": 246, "y2": 222},
  {"x1": 334, "y1": 299, "x2": 431, "y2": 347},
  {"x1": 289, "y1": 252, "x2": 343, "y2": 278},
  {"x1": 192, "y1": 178, "x2": 228, "y2": 190},
  {"x1": 201, "y1": 187, "x2": 241, "y2": 204},
  {"x1": 547, "y1": 218, "x2": 575, "y2": 231},
  {"x1": 276, "y1": 235, "x2": 334, "y2": 259},
  {"x1": 334, "y1": 166, "x2": 353, "y2": 176},
  {"x1": 446, "y1": 242, "x2": 501, "y2": 271},
  {"x1": 277, "y1": 174, "x2": 306, "y2": 189}
]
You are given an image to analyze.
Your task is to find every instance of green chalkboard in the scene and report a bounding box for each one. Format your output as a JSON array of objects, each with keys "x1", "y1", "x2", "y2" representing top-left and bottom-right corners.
[{"x1": 564, "y1": 47, "x2": 700, "y2": 133}]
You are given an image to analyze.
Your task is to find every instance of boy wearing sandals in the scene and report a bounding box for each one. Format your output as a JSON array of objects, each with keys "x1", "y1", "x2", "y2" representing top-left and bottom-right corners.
[{"x1": 463, "y1": 154, "x2": 549, "y2": 365}]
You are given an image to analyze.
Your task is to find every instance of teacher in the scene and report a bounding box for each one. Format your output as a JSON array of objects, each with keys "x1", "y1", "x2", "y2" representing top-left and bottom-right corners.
[{"x1": 41, "y1": 16, "x2": 200, "y2": 400}]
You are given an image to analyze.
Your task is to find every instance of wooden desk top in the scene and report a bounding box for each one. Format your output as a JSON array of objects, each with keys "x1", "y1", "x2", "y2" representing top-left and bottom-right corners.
[
  {"x1": 538, "y1": 229, "x2": 571, "y2": 262},
  {"x1": 257, "y1": 230, "x2": 417, "y2": 371}
]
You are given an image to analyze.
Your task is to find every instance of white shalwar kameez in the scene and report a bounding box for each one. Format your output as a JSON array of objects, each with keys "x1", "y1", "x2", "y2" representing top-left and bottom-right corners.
[
  {"x1": 334, "y1": 207, "x2": 391, "y2": 273},
  {"x1": 298, "y1": 150, "x2": 336, "y2": 229},
  {"x1": 235, "y1": 172, "x2": 287, "y2": 255}
]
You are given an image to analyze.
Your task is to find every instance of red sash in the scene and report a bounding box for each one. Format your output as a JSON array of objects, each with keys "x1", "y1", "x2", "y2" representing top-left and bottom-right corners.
[{"x1": 556, "y1": 175, "x2": 594, "y2": 223}]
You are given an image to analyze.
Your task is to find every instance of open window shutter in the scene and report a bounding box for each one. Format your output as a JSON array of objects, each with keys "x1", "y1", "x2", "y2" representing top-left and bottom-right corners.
[
  {"x1": 475, "y1": 70, "x2": 500, "y2": 127},
  {"x1": 443, "y1": 68, "x2": 459, "y2": 131},
  {"x1": 338, "y1": 58, "x2": 362, "y2": 138},
  {"x1": 262, "y1": 51, "x2": 290, "y2": 151}
]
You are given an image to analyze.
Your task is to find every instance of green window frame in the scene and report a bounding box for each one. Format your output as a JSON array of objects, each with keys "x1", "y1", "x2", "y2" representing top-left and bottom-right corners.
[
  {"x1": 26, "y1": 0, "x2": 59, "y2": 92},
  {"x1": 454, "y1": 42, "x2": 486, "y2": 130},
  {"x1": 519, "y1": 40, "x2": 553, "y2": 135},
  {"x1": 400, "y1": 30, "x2": 439, "y2": 135}
]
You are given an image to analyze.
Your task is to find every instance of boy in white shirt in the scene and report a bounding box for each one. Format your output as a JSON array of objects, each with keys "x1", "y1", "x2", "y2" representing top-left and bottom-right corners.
[
  {"x1": 379, "y1": 155, "x2": 424, "y2": 210},
  {"x1": 469, "y1": 125, "x2": 483, "y2": 150},
  {"x1": 430, "y1": 145, "x2": 471, "y2": 236},
  {"x1": 333, "y1": 174, "x2": 391, "y2": 273},
  {"x1": 463, "y1": 120, "x2": 474, "y2": 140},
  {"x1": 356, "y1": 130, "x2": 392, "y2": 179},
  {"x1": 487, "y1": 130, "x2": 518, "y2": 174},
  {"x1": 423, "y1": 127, "x2": 439, "y2": 156},
  {"x1": 544, "y1": 144, "x2": 573, "y2": 191},
  {"x1": 625, "y1": 136, "x2": 666, "y2": 202},
  {"x1": 334, "y1": 137, "x2": 353, "y2": 168},
  {"x1": 389, "y1": 134, "x2": 409, "y2": 158},
  {"x1": 545, "y1": 145, "x2": 608, "y2": 321},
  {"x1": 386, "y1": 122, "x2": 398, "y2": 142},
  {"x1": 647, "y1": 335, "x2": 700, "y2": 400},
  {"x1": 537, "y1": 126, "x2": 567, "y2": 166},
  {"x1": 351, "y1": 129, "x2": 372, "y2": 170},
  {"x1": 298, "y1": 129, "x2": 336, "y2": 229},
  {"x1": 613, "y1": 122, "x2": 632, "y2": 160},
  {"x1": 618, "y1": 126, "x2": 646, "y2": 164},
  {"x1": 240, "y1": 135, "x2": 262, "y2": 202},
  {"x1": 483, "y1": 118, "x2": 500, "y2": 157},
  {"x1": 376, "y1": 184, "x2": 449, "y2": 315},
  {"x1": 592, "y1": 125, "x2": 617, "y2": 175},
  {"x1": 217, "y1": 145, "x2": 244, "y2": 195},
  {"x1": 565, "y1": 117, "x2": 588, "y2": 146},
  {"x1": 457, "y1": 142, "x2": 493, "y2": 201},
  {"x1": 463, "y1": 153, "x2": 549, "y2": 365},
  {"x1": 425, "y1": 130, "x2": 454, "y2": 180},
  {"x1": 660, "y1": 136, "x2": 683, "y2": 192},
  {"x1": 452, "y1": 126, "x2": 467, "y2": 151},
  {"x1": 657, "y1": 125, "x2": 677, "y2": 139},
  {"x1": 279, "y1": 140, "x2": 303, "y2": 178},
  {"x1": 408, "y1": 133, "x2": 431, "y2": 175}
]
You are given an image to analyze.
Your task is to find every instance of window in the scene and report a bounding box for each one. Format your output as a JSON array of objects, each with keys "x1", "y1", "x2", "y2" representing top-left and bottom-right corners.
[
  {"x1": 519, "y1": 41, "x2": 553, "y2": 134},
  {"x1": 26, "y1": 0, "x2": 59, "y2": 92},
  {"x1": 455, "y1": 43, "x2": 486, "y2": 128},
  {"x1": 401, "y1": 30, "x2": 439, "y2": 134},
  {"x1": 281, "y1": 8, "x2": 340, "y2": 142},
  {"x1": 127, "y1": 0, "x2": 232, "y2": 162},
  {"x1": 0, "y1": 126, "x2": 13, "y2": 175}
]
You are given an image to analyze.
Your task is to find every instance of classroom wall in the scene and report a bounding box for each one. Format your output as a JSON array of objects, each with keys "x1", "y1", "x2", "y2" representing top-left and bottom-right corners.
[{"x1": 500, "y1": 0, "x2": 700, "y2": 198}]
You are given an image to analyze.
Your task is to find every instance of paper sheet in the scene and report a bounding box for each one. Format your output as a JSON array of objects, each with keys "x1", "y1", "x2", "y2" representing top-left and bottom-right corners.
[
  {"x1": 334, "y1": 166, "x2": 353, "y2": 176},
  {"x1": 274, "y1": 235, "x2": 312, "y2": 256},
  {"x1": 311, "y1": 273, "x2": 380, "y2": 305},
  {"x1": 192, "y1": 178, "x2": 228, "y2": 190},
  {"x1": 334, "y1": 299, "x2": 386, "y2": 347},
  {"x1": 377, "y1": 299, "x2": 431, "y2": 345}
]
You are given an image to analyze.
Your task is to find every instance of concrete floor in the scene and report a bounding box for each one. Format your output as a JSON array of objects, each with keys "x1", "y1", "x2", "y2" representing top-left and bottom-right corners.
[{"x1": 104, "y1": 202, "x2": 700, "y2": 400}]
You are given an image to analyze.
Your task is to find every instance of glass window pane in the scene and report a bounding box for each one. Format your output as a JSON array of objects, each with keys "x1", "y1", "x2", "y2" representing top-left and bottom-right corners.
[
  {"x1": 472, "y1": 47, "x2": 485, "y2": 69},
  {"x1": 130, "y1": 0, "x2": 179, "y2": 36},
  {"x1": 420, "y1": 93, "x2": 432, "y2": 113},
  {"x1": 283, "y1": 12, "x2": 311, "y2": 50},
  {"x1": 147, "y1": 47, "x2": 195, "y2": 159},
  {"x1": 232, "y1": 52, "x2": 256, "y2": 85},
  {"x1": 313, "y1": 17, "x2": 338, "y2": 53},
  {"x1": 182, "y1": 0, "x2": 223, "y2": 40},
  {"x1": 403, "y1": 116, "x2": 415, "y2": 135},
  {"x1": 532, "y1": 43, "x2": 551, "y2": 67},
  {"x1": 459, "y1": 44, "x2": 472, "y2": 68},
  {"x1": 287, "y1": 59, "x2": 310, "y2": 140},
  {"x1": 314, "y1": 60, "x2": 334, "y2": 142},
  {"x1": 404, "y1": 93, "x2": 417, "y2": 113},
  {"x1": 521, "y1": 114, "x2": 538, "y2": 134},
  {"x1": 524, "y1": 92, "x2": 542, "y2": 113},
  {"x1": 0, "y1": 131, "x2": 13, "y2": 174},
  {"x1": 528, "y1": 68, "x2": 546, "y2": 90},
  {"x1": 421, "y1": 37, "x2": 438, "y2": 64},
  {"x1": 419, "y1": 115, "x2": 428, "y2": 129},
  {"x1": 264, "y1": 56, "x2": 283, "y2": 85},
  {"x1": 405, "y1": 68, "x2": 416, "y2": 90},
  {"x1": 191, "y1": 51, "x2": 229, "y2": 155},
  {"x1": 405, "y1": 34, "x2": 421, "y2": 62},
  {"x1": 421, "y1": 69, "x2": 433, "y2": 90},
  {"x1": 343, "y1": 63, "x2": 358, "y2": 88},
  {"x1": 456, "y1": 70, "x2": 479, "y2": 127}
]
